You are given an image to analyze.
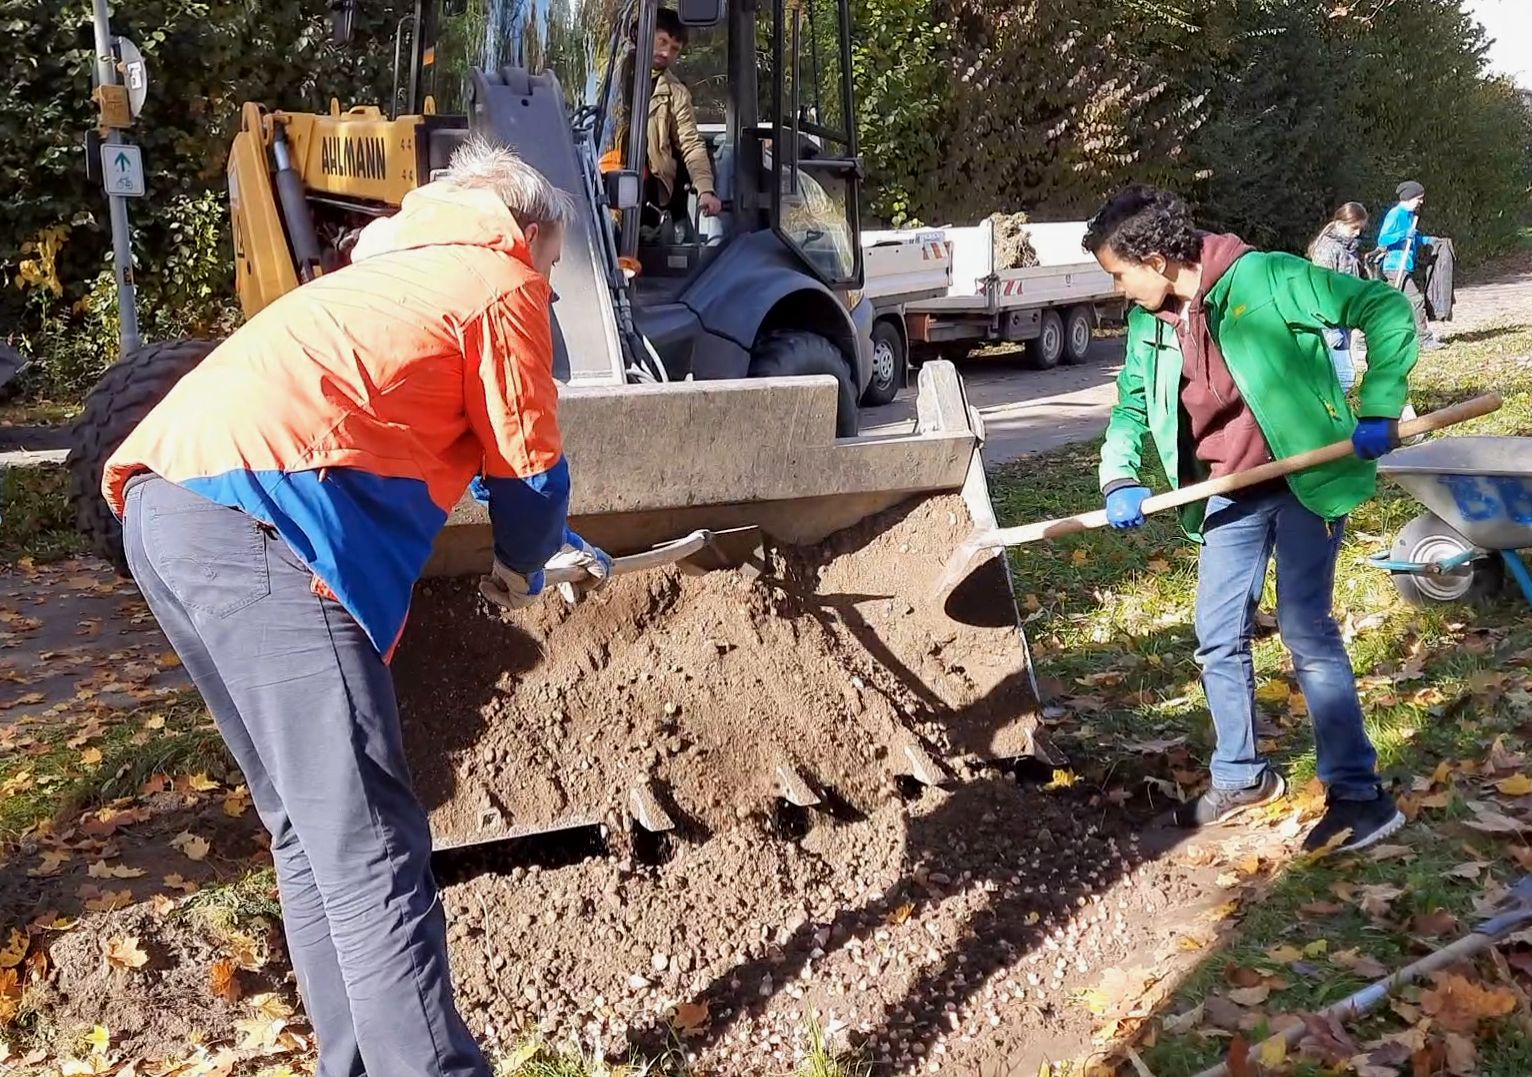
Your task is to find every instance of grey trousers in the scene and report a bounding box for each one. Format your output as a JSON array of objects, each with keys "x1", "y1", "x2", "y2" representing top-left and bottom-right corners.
[
  {"x1": 1398, "y1": 274, "x2": 1433, "y2": 341},
  {"x1": 123, "y1": 476, "x2": 488, "y2": 1077}
]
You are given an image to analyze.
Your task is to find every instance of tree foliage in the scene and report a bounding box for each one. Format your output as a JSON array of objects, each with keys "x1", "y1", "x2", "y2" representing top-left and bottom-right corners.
[
  {"x1": 854, "y1": 0, "x2": 1532, "y2": 257},
  {"x1": 0, "y1": 0, "x2": 405, "y2": 329}
]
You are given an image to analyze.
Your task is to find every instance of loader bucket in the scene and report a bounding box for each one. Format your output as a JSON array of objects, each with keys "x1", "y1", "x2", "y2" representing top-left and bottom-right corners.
[{"x1": 392, "y1": 361, "x2": 1056, "y2": 852}]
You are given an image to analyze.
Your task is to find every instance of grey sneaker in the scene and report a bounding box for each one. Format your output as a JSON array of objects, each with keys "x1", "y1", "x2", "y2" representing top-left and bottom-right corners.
[
  {"x1": 1301, "y1": 794, "x2": 1406, "y2": 854},
  {"x1": 1172, "y1": 770, "x2": 1286, "y2": 829}
]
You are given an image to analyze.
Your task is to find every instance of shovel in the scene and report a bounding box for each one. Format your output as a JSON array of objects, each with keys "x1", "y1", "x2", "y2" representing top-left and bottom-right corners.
[
  {"x1": 542, "y1": 526, "x2": 765, "y2": 586},
  {"x1": 935, "y1": 392, "x2": 1502, "y2": 603}
]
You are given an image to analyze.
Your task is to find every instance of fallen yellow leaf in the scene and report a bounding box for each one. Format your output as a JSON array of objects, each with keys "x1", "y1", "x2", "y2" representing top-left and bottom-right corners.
[
  {"x1": 87, "y1": 860, "x2": 146, "y2": 880},
  {"x1": 1496, "y1": 774, "x2": 1532, "y2": 797},
  {"x1": 83, "y1": 889, "x2": 133, "y2": 914},
  {"x1": 171, "y1": 832, "x2": 211, "y2": 862},
  {"x1": 0, "y1": 929, "x2": 26, "y2": 970},
  {"x1": 1266, "y1": 945, "x2": 1302, "y2": 964},
  {"x1": 1071, "y1": 548, "x2": 1089, "y2": 566},
  {"x1": 80, "y1": 747, "x2": 104, "y2": 766},
  {"x1": 1257, "y1": 1035, "x2": 1287, "y2": 1068},
  {"x1": 223, "y1": 787, "x2": 251, "y2": 818},
  {"x1": 186, "y1": 773, "x2": 220, "y2": 793},
  {"x1": 886, "y1": 902, "x2": 915, "y2": 925},
  {"x1": 1046, "y1": 768, "x2": 1079, "y2": 790},
  {"x1": 85, "y1": 1025, "x2": 110, "y2": 1055},
  {"x1": 1147, "y1": 558, "x2": 1171, "y2": 573},
  {"x1": 143, "y1": 715, "x2": 166, "y2": 731},
  {"x1": 1304, "y1": 939, "x2": 1330, "y2": 957},
  {"x1": 104, "y1": 936, "x2": 148, "y2": 972}
]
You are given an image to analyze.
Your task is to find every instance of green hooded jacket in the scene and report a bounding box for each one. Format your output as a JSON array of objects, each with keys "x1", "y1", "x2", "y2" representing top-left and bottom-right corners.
[{"x1": 1098, "y1": 250, "x2": 1419, "y2": 540}]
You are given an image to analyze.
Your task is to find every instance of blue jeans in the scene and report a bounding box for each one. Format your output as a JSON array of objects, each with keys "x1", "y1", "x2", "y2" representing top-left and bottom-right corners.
[
  {"x1": 1195, "y1": 486, "x2": 1380, "y2": 801},
  {"x1": 1324, "y1": 328, "x2": 1356, "y2": 390}
]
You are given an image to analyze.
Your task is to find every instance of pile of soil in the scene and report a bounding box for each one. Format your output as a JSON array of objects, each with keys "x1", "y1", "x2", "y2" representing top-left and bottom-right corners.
[
  {"x1": 388, "y1": 491, "x2": 1224, "y2": 1072},
  {"x1": 987, "y1": 213, "x2": 1038, "y2": 271},
  {"x1": 393, "y1": 494, "x2": 1043, "y2": 849}
]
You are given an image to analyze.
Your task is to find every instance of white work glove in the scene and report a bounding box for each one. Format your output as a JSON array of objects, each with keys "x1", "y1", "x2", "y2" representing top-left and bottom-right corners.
[
  {"x1": 545, "y1": 531, "x2": 613, "y2": 605},
  {"x1": 479, "y1": 561, "x2": 545, "y2": 612}
]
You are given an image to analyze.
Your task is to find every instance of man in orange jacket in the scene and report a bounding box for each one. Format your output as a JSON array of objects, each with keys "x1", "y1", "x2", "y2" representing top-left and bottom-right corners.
[{"x1": 103, "y1": 139, "x2": 608, "y2": 1077}]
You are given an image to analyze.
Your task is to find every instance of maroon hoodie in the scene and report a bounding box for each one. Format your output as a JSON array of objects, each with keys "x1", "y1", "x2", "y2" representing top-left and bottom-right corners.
[{"x1": 1154, "y1": 233, "x2": 1272, "y2": 479}]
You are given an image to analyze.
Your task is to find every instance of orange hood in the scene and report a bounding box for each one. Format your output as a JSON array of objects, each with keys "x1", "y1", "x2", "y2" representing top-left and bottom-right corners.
[{"x1": 350, "y1": 183, "x2": 534, "y2": 265}]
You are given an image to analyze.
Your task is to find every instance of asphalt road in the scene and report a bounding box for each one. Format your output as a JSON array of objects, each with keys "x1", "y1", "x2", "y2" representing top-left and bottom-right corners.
[{"x1": 861, "y1": 338, "x2": 1126, "y2": 465}]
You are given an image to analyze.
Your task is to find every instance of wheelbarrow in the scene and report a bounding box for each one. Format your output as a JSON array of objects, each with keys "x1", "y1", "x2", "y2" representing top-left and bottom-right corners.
[{"x1": 1369, "y1": 436, "x2": 1532, "y2": 606}]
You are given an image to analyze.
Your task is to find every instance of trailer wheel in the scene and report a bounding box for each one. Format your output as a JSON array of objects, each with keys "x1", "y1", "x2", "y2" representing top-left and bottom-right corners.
[
  {"x1": 1024, "y1": 310, "x2": 1065, "y2": 370},
  {"x1": 1062, "y1": 306, "x2": 1094, "y2": 365},
  {"x1": 1389, "y1": 511, "x2": 1503, "y2": 607},
  {"x1": 750, "y1": 330, "x2": 860, "y2": 437},
  {"x1": 67, "y1": 338, "x2": 220, "y2": 575},
  {"x1": 861, "y1": 319, "x2": 905, "y2": 407}
]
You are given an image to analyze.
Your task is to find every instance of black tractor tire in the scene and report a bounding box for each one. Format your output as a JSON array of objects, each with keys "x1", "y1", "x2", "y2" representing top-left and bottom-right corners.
[
  {"x1": 1389, "y1": 510, "x2": 1503, "y2": 607},
  {"x1": 1024, "y1": 309, "x2": 1065, "y2": 370},
  {"x1": 750, "y1": 330, "x2": 860, "y2": 437},
  {"x1": 1062, "y1": 305, "x2": 1094, "y2": 365},
  {"x1": 861, "y1": 319, "x2": 906, "y2": 408},
  {"x1": 67, "y1": 338, "x2": 220, "y2": 576}
]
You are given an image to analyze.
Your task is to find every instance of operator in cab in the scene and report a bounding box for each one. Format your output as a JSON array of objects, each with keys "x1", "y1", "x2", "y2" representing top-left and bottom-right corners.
[
  {"x1": 99, "y1": 140, "x2": 609, "y2": 1077},
  {"x1": 603, "y1": 6, "x2": 720, "y2": 231}
]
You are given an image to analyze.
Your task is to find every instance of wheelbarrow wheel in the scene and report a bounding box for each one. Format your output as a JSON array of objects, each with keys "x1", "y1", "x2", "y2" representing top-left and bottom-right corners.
[{"x1": 1390, "y1": 511, "x2": 1503, "y2": 607}]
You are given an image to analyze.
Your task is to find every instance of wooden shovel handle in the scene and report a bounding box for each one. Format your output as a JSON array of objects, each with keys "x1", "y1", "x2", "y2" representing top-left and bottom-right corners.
[{"x1": 976, "y1": 393, "x2": 1502, "y2": 549}]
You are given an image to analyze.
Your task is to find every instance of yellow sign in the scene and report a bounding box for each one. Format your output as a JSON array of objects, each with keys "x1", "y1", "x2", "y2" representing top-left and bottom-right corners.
[{"x1": 93, "y1": 85, "x2": 133, "y2": 131}]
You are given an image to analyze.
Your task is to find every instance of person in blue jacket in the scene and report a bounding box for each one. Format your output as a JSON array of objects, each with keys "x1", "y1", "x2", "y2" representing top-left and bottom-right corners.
[{"x1": 1376, "y1": 180, "x2": 1444, "y2": 350}]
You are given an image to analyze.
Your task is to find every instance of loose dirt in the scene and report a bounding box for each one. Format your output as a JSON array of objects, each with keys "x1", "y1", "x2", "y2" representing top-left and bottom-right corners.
[
  {"x1": 393, "y1": 494, "x2": 1044, "y2": 849},
  {"x1": 389, "y1": 492, "x2": 1231, "y2": 1072}
]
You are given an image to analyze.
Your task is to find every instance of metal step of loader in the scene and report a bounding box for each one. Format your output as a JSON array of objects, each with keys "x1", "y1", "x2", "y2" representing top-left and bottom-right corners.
[{"x1": 394, "y1": 361, "x2": 1057, "y2": 855}]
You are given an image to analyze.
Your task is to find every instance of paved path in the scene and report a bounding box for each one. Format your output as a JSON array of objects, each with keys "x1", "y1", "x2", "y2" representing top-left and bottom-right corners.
[{"x1": 863, "y1": 259, "x2": 1532, "y2": 466}]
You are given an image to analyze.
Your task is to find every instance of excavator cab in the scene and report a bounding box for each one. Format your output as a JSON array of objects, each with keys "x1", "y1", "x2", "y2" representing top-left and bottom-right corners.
[{"x1": 414, "y1": 0, "x2": 874, "y2": 432}]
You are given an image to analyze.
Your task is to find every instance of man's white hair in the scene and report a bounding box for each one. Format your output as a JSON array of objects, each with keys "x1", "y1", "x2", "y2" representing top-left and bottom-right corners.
[{"x1": 443, "y1": 137, "x2": 575, "y2": 231}]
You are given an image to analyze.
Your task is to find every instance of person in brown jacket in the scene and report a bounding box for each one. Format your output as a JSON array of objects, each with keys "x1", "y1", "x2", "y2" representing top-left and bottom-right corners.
[{"x1": 607, "y1": 8, "x2": 720, "y2": 221}]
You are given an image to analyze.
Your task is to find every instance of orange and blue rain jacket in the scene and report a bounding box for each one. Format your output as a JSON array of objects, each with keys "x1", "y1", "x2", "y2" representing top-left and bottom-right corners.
[{"x1": 103, "y1": 183, "x2": 569, "y2": 658}]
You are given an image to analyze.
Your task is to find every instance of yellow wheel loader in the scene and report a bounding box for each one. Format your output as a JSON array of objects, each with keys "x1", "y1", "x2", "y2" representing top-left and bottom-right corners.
[{"x1": 66, "y1": 0, "x2": 1054, "y2": 853}]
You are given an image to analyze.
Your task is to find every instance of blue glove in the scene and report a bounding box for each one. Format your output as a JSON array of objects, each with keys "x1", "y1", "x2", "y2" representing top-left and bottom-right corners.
[
  {"x1": 1351, "y1": 418, "x2": 1398, "y2": 461},
  {"x1": 1105, "y1": 484, "x2": 1151, "y2": 529}
]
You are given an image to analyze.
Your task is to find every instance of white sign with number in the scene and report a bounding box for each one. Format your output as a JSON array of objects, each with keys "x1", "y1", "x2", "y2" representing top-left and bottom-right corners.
[{"x1": 101, "y1": 143, "x2": 145, "y2": 198}]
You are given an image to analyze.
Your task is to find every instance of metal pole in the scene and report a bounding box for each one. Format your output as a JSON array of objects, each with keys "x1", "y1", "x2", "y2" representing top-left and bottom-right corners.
[{"x1": 90, "y1": 0, "x2": 141, "y2": 356}]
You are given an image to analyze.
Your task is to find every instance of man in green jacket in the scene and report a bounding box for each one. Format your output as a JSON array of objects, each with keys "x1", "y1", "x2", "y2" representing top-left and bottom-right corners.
[{"x1": 1086, "y1": 185, "x2": 1417, "y2": 853}]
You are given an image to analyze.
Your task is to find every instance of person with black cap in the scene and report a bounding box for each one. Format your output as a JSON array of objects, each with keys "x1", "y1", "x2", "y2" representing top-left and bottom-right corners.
[{"x1": 1376, "y1": 180, "x2": 1444, "y2": 350}]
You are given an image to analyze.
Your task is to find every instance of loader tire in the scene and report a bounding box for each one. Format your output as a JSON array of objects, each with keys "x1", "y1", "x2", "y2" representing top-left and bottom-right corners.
[
  {"x1": 67, "y1": 338, "x2": 220, "y2": 576},
  {"x1": 750, "y1": 330, "x2": 860, "y2": 437}
]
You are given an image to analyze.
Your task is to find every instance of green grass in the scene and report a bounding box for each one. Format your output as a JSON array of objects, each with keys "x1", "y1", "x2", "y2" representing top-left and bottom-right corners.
[
  {"x1": 986, "y1": 324, "x2": 1532, "y2": 1073},
  {"x1": 0, "y1": 464, "x2": 85, "y2": 564},
  {"x1": 0, "y1": 692, "x2": 228, "y2": 847}
]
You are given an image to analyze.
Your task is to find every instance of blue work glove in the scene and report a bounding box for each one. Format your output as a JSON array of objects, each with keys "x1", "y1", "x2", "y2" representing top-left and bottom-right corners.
[
  {"x1": 545, "y1": 529, "x2": 613, "y2": 605},
  {"x1": 1351, "y1": 418, "x2": 1399, "y2": 461},
  {"x1": 1104, "y1": 484, "x2": 1151, "y2": 530}
]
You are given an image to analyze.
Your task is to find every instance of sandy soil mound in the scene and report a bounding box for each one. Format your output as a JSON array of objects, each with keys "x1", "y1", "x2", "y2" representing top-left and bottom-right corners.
[{"x1": 393, "y1": 494, "x2": 1042, "y2": 850}]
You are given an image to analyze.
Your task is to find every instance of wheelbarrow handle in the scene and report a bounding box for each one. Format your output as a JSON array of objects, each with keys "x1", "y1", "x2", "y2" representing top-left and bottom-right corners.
[{"x1": 973, "y1": 393, "x2": 1502, "y2": 548}]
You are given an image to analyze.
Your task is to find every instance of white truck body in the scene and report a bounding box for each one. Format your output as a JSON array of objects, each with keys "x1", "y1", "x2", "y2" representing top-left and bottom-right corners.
[{"x1": 860, "y1": 218, "x2": 1123, "y2": 375}]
